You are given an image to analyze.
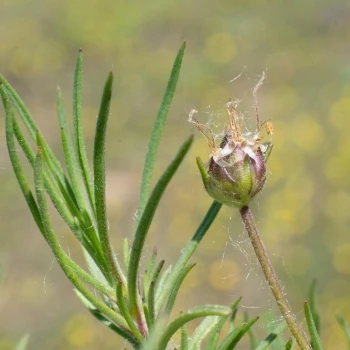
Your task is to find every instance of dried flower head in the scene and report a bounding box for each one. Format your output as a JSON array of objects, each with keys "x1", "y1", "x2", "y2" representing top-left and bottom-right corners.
[{"x1": 190, "y1": 73, "x2": 273, "y2": 208}]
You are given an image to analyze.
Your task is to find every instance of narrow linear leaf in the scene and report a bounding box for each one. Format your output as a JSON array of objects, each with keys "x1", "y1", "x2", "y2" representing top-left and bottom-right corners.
[
  {"x1": 72, "y1": 49, "x2": 95, "y2": 212},
  {"x1": 36, "y1": 131, "x2": 80, "y2": 213},
  {"x1": 11, "y1": 114, "x2": 80, "y2": 225},
  {"x1": 155, "y1": 264, "x2": 172, "y2": 300},
  {"x1": 308, "y1": 280, "x2": 320, "y2": 334},
  {"x1": 144, "y1": 247, "x2": 158, "y2": 298},
  {"x1": 143, "y1": 302, "x2": 150, "y2": 328},
  {"x1": 127, "y1": 135, "x2": 193, "y2": 314},
  {"x1": 149, "y1": 259, "x2": 165, "y2": 291},
  {"x1": 255, "y1": 321, "x2": 287, "y2": 350},
  {"x1": 148, "y1": 281, "x2": 156, "y2": 329},
  {"x1": 138, "y1": 41, "x2": 186, "y2": 218},
  {"x1": 189, "y1": 315, "x2": 221, "y2": 350},
  {"x1": 228, "y1": 303, "x2": 239, "y2": 334},
  {"x1": 60, "y1": 119, "x2": 86, "y2": 211},
  {"x1": 14, "y1": 334, "x2": 30, "y2": 350},
  {"x1": 336, "y1": 314, "x2": 350, "y2": 347},
  {"x1": 181, "y1": 325, "x2": 189, "y2": 350},
  {"x1": 284, "y1": 338, "x2": 294, "y2": 350},
  {"x1": 261, "y1": 312, "x2": 285, "y2": 350},
  {"x1": 164, "y1": 263, "x2": 196, "y2": 316},
  {"x1": 158, "y1": 305, "x2": 231, "y2": 350},
  {"x1": 244, "y1": 311, "x2": 258, "y2": 349},
  {"x1": 147, "y1": 259, "x2": 165, "y2": 326},
  {"x1": 3, "y1": 94, "x2": 44, "y2": 234},
  {"x1": 218, "y1": 316, "x2": 259, "y2": 350},
  {"x1": 206, "y1": 316, "x2": 228, "y2": 350},
  {"x1": 123, "y1": 238, "x2": 130, "y2": 271},
  {"x1": 156, "y1": 200, "x2": 222, "y2": 311},
  {"x1": 304, "y1": 301, "x2": 323, "y2": 350},
  {"x1": 222, "y1": 297, "x2": 242, "y2": 339},
  {"x1": 116, "y1": 282, "x2": 144, "y2": 342},
  {"x1": 93, "y1": 72, "x2": 124, "y2": 285}
]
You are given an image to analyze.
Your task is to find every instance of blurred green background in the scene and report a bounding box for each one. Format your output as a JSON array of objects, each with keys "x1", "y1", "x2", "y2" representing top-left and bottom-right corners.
[{"x1": 1, "y1": 0, "x2": 350, "y2": 348}]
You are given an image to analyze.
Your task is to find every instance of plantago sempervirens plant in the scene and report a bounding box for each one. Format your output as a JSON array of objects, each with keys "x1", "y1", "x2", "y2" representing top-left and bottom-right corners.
[{"x1": 2, "y1": 43, "x2": 347, "y2": 349}]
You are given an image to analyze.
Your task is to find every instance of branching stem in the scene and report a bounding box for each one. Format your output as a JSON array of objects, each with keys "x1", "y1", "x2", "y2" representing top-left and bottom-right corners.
[{"x1": 239, "y1": 205, "x2": 310, "y2": 350}]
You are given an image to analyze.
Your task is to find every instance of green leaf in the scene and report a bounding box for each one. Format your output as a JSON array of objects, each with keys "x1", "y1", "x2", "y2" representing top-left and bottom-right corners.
[
  {"x1": 127, "y1": 135, "x2": 193, "y2": 315},
  {"x1": 0, "y1": 74, "x2": 64, "y2": 176},
  {"x1": 14, "y1": 334, "x2": 30, "y2": 350},
  {"x1": 93, "y1": 71, "x2": 125, "y2": 285},
  {"x1": 336, "y1": 314, "x2": 350, "y2": 347},
  {"x1": 228, "y1": 300, "x2": 240, "y2": 334},
  {"x1": 158, "y1": 305, "x2": 231, "y2": 350},
  {"x1": 76, "y1": 287, "x2": 141, "y2": 349},
  {"x1": 33, "y1": 150, "x2": 128, "y2": 331},
  {"x1": 149, "y1": 259, "x2": 165, "y2": 291},
  {"x1": 206, "y1": 297, "x2": 242, "y2": 350},
  {"x1": 218, "y1": 316, "x2": 259, "y2": 350},
  {"x1": 163, "y1": 263, "x2": 196, "y2": 317},
  {"x1": 2, "y1": 90, "x2": 44, "y2": 234},
  {"x1": 284, "y1": 338, "x2": 294, "y2": 350},
  {"x1": 116, "y1": 282, "x2": 144, "y2": 342},
  {"x1": 90, "y1": 308, "x2": 141, "y2": 349},
  {"x1": 141, "y1": 318, "x2": 167, "y2": 350},
  {"x1": 4, "y1": 97, "x2": 114, "y2": 298},
  {"x1": 36, "y1": 131, "x2": 80, "y2": 217},
  {"x1": 255, "y1": 321, "x2": 287, "y2": 350},
  {"x1": 189, "y1": 316, "x2": 221, "y2": 349},
  {"x1": 244, "y1": 311, "x2": 258, "y2": 349},
  {"x1": 206, "y1": 316, "x2": 228, "y2": 350},
  {"x1": 123, "y1": 238, "x2": 130, "y2": 271},
  {"x1": 308, "y1": 280, "x2": 320, "y2": 334},
  {"x1": 155, "y1": 264, "x2": 172, "y2": 301},
  {"x1": 138, "y1": 41, "x2": 186, "y2": 219},
  {"x1": 304, "y1": 301, "x2": 323, "y2": 350},
  {"x1": 156, "y1": 200, "x2": 222, "y2": 312},
  {"x1": 72, "y1": 49, "x2": 95, "y2": 213},
  {"x1": 59, "y1": 96, "x2": 87, "y2": 213},
  {"x1": 143, "y1": 247, "x2": 158, "y2": 298},
  {"x1": 181, "y1": 325, "x2": 189, "y2": 350},
  {"x1": 147, "y1": 259, "x2": 165, "y2": 329},
  {"x1": 147, "y1": 281, "x2": 156, "y2": 330}
]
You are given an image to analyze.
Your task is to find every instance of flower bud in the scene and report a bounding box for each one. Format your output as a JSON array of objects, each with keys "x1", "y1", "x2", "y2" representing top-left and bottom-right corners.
[{"x1": 190, "y1": 99, "x2": 273, "y2": 208}]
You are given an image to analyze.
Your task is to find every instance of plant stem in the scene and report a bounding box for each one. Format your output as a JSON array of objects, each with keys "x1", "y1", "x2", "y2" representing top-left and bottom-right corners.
[{"x1": 239, "y1": 206, "x2": 310, "y2": 350}]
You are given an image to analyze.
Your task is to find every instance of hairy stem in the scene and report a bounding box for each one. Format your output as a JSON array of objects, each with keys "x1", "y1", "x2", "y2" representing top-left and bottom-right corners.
[{"x1": 239, "y1": 206, "x2": 310, "y2": 350}]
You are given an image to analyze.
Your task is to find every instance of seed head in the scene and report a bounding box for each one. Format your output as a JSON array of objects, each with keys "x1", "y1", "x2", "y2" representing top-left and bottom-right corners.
[{"x1": 190, "y1": 77, "x2": 273, "y2": 208}]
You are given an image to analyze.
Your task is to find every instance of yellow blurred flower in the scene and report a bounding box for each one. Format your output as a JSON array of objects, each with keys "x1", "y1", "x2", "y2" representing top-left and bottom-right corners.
[
  {"x1": 204, "y1": 32, "x2": 236, "y2": 64},
  {"x1": 208, "y1": 259, "x2": 240, "y2": 291},
  {"x1": 333, "y1": 244, "x2": 350, "y2": 275}
]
